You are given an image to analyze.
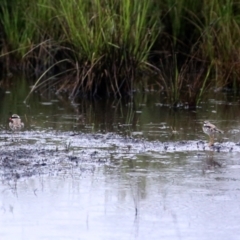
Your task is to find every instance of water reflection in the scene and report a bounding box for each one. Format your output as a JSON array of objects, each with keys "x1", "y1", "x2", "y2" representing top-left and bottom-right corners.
[
  {"x1": 0, "y1": 151, "x2": 240, "y2": 240},
  {"x1": 1, "y1": 77, "x2": 240, "y2": 239},
  {"x1": 1, "y1": 77, "x2": 240, "y2": 141}
]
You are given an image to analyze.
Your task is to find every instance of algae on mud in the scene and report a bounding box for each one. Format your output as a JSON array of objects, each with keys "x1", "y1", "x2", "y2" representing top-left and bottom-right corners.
[{"x1": 0, "y1": 129, "x2": 237, "y2": 182}]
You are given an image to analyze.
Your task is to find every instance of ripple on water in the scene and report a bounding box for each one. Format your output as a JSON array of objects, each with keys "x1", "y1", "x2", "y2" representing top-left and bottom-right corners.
[{"x1": 1, "y1": 130, "x2": 240, "y2": 240}]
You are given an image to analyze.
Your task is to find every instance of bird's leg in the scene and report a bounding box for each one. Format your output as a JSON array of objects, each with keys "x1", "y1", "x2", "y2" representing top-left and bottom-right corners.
[
  {"x1": 11, "y1": 132, "x2": 15, "y2": 142},
  {"x1": 209, "y1": 135, "x2": 214, "y2": 146}
]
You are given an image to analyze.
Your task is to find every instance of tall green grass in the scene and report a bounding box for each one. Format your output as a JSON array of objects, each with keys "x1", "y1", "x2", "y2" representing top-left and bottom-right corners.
[
  {"x1": 152, "y1": 0, "x2": 240, "y2": 107},
  {"x1": 1, "y1": 0, "x2": 240, "y2": 106},
  {"x1": 57, "y1": 0, "x2": 160, "y2": 97},
  {"x1": 0, "y1": 0, "x2": 160, "y2": 97}
]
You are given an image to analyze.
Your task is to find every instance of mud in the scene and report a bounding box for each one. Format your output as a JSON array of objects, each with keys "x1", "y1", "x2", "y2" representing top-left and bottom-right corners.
[{"x1": 0, "y1": 130, "x2": 238, "y2": 181}]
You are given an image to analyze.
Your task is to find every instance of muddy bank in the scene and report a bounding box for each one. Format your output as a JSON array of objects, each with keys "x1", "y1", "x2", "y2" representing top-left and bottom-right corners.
[{"x1": 0, "y1": 130, "x2": 238, "y2": 181}]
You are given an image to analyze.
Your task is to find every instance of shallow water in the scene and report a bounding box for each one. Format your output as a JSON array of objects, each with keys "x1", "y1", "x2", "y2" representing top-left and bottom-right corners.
[{"x1": 1, "y1": 78, "x2": 240, "y2": 239}]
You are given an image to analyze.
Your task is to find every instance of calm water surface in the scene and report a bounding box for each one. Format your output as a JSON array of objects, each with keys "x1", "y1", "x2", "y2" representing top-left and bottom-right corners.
[{"x1": 1, "y1": 78, "x2": 240, "y2": 240}]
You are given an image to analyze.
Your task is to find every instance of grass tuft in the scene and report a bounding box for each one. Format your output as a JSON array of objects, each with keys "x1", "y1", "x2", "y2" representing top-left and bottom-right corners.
[{"x1": 1, "y1": 0, "x2": 240, "y2": 106}]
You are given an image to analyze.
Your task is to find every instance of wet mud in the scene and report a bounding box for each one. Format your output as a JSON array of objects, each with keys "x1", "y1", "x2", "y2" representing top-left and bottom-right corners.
[{"x1": 0, "y1": 130, "x2": 238, "y2": 181}]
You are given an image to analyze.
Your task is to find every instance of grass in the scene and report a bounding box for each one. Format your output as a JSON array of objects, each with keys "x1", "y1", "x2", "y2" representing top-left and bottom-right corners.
[{"x1": 1, "y1": 0, "x2": 240, "y2": 107}]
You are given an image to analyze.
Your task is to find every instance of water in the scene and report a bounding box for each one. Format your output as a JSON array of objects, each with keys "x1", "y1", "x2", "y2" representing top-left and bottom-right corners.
[{"x1": 1, "y1": 78, "x2": 240, "y2": 240}]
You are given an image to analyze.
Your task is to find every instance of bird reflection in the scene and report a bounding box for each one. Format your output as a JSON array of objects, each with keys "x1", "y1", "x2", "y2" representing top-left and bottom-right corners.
[{"x1": 202, "y1": 152, "x2": 222, "y2": 173}]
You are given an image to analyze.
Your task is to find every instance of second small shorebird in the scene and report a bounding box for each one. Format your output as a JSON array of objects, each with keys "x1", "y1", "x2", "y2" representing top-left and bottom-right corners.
[
  {"x1": 202, "y1": 120, "x2": 223, "y2": 146},
  {"x1": 9, "y1": 114, "x2": 24, "y2": 131}
]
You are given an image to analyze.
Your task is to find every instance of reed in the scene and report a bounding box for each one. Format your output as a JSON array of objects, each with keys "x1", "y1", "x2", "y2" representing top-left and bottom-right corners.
[
  {"x1": 156, "y1": 46, "x2": 211, "y2": 109},
  {"x1": 1, "y1": 0, "x2": 240, "y2": 106},
  {"x1": 151, "y1": 0, "x2": 240, "y2": 107},
  {"x1": 0, "y1": 1, "x2": 30, "y2": 65},
  {"x1": 56, "y1": 0, "x2": 160, "y2": 97},
  {"x1": 200, "y1": 0, "x2": 240, "y2": 89}
]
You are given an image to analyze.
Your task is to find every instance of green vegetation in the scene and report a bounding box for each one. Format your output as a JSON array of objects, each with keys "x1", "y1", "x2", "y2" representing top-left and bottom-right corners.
[{"x1": 1, "y1": 0, "x2": 240, "y2": 107}]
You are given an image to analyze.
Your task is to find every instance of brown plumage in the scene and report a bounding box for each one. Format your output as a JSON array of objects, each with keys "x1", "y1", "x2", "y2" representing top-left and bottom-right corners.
[
  {"x1": 9, "y1": 114, "x2": 24, "y2": 131},
  {"x1": 202, "y1": 121, "x2": 223, "y2": 146}
]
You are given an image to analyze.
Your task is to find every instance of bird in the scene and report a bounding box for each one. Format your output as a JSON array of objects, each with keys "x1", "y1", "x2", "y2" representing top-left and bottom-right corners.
[
  {"x1": 9, "y1": 114, "x2": 24, "y2": 131},
  {"x1": 202, "y1": 121, "x2": 223, "y2": 146}
]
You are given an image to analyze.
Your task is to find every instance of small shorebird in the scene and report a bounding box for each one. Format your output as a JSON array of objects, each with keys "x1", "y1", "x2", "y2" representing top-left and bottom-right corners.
[
  {"x1": 9, "y1": 114, "x2": 24, "y2": 131},
  {"x1": 202, "y1": 121, "x2": 223, "y2": 146}
]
